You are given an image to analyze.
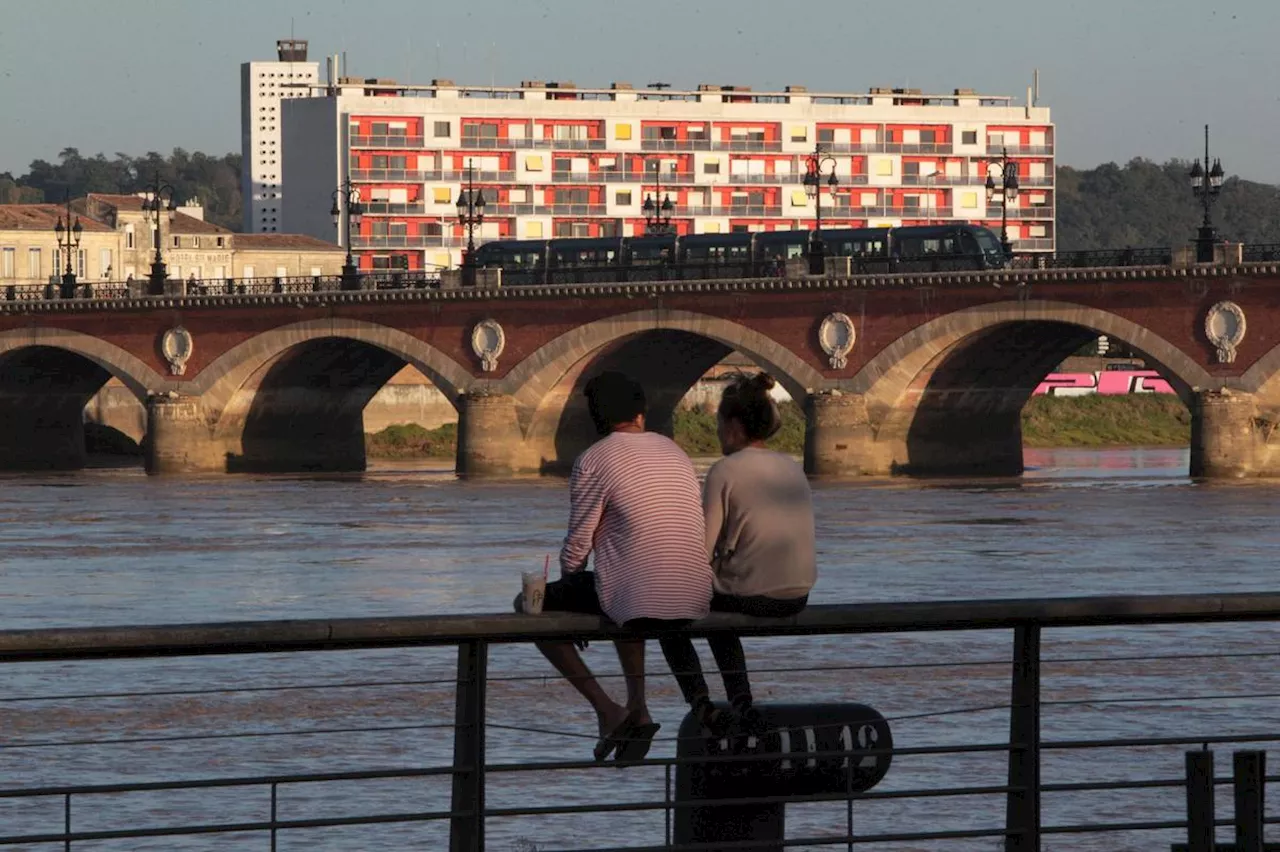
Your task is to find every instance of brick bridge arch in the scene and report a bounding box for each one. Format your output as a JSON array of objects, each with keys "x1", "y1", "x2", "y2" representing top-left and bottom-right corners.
[
  {"x1": 179, "y1": 319, "x2": 473, "y2": 472},
  {"x1": 822, "y1": 300, "x2": 1215, "y2": 476},
  {"x1": 494, "y1": 309, "x2": 825, "y2": 472},
  {"x1": 0, "y1": 328, "x2": 168, "y2": 470}
]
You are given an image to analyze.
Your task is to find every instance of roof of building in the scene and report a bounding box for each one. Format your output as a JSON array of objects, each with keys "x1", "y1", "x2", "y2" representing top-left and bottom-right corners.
[
  {"x1": 235, "y1": 234, "x2": 343, "y2": 251},
  {"x1": 84, "y1": 193, "x2": 146, "y2": 212},
  {"x1": 171, "y1": 213, "x2": 231, "y2": 235},
  {"x1": 0, "y1": 204, "x2": 115, "y2": 232}
]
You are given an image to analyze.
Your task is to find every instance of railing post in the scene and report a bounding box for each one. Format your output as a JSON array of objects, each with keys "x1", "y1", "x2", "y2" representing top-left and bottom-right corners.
[
  {"x1": 1184, "y1": 750, "x2": 1215, "y2": 852},
  {"x1": 1232, "y1": 750, "x2": 1265, "y2": 852},
  {"x1": 1005, "y1": 624, "x2": 1041, "y2": 852},
  {"x1": 449, "y1": 639, "x2": 488, "y2": 852}
]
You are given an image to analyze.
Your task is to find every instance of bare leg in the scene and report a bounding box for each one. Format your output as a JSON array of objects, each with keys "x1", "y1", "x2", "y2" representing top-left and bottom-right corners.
[
  {"x1": 535, "y1": 641, "x2": 628, "y2": 738},
  {"x1": 613, "y1": 639, "x2": 652, "y2": 725}
]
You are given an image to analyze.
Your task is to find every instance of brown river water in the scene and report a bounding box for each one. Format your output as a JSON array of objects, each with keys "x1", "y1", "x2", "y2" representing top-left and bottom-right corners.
[{"x1": 1, "y1": 447, "x2": 1277, "y2": 851}]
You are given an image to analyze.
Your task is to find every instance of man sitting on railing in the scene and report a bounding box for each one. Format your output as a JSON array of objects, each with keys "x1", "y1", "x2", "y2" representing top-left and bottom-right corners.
[{"x1": 521, "y1": 371, "x2": 713, "y2": 764}]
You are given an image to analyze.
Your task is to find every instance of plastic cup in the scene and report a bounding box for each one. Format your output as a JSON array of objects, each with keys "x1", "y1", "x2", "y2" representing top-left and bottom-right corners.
[{"x1": 522, "y1": 571, "x2": 547, "y2": 614}]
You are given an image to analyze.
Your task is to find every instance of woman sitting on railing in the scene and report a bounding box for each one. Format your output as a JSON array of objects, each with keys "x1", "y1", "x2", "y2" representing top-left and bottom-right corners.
[{"x1": 658, "y1": 373, "x2": 817, "y2": 736}]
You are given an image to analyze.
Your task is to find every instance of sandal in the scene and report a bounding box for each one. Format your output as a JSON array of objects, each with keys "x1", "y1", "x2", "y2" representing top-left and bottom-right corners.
[
  {"x1": 614, "y1": 717, "x2": 661, "y2": 766},
  {"x1": 593, "y1": 714, "x2": 632, "y2": 762}
]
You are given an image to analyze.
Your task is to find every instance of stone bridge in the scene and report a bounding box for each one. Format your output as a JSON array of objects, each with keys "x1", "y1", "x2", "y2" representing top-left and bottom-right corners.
[{"x1": 3, "y1": 261, "x2": 1280, "y2": 478}]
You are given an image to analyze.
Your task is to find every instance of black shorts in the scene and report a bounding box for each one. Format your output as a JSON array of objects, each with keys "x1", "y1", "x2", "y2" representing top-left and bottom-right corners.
[
  {"x1": 543, "y1": 571, "x2": 605, "y2": 616},
  {"x1": 711, "y1": 592, "x2": 809, "y2": 618},
  {"x1": 543, "y1": 572, "x2": 694, "y2": 631}
]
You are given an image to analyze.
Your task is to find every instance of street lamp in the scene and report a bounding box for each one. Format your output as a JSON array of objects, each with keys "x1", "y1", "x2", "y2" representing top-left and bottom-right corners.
[
  {"x1": 801, "y1": 145, "x2": 838, "y2": 274},
  {"x1": 641, "y1": 158, "x2": 674, "y2": 235},
  {"x1": 52, "y1": 190, "x2": 83, "y2": 298},
  {"x1": 984, "y1": 148, "x2": 1020, "y2": 257},
  {"x1": 1189, "y1": 124, "x2": 1225, "y2": 263},
  {"x1": 330, "y1": 177, "x2": 364, "y2": 289},
  {"x1": 455, "y1": 159, "x2": 486, "y2": 286},
  {"x1": 141, "y1": 174, "x2": 177, "y2": 295}
]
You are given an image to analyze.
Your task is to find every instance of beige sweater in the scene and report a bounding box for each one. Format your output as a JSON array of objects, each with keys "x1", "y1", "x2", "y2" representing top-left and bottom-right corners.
[{"x1": 703, "y1": 447, "x2": 817, "y2": 599}]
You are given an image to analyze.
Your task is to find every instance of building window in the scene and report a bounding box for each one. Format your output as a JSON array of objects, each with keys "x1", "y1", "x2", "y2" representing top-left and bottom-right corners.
[
  {"x1": 527, "y1": 221, "x2": 543, "y2": 238},
  {"x1": 962, "y1": 130, "x2": 978, "y2": 145},
  {"x1": 703, "y1": 221, "x2": 722, "y2": 234},
  {"x1": 790, "y1": 190, "x2": 808, "y2": 207},
  {"x1": 687, "y1": 125, "x2": 707, "y2": 142},
  {"x1": 433, "y1": 187, "x2": 452, "y2": 203},
  {"x1": 903, "y1": 162, "x2": 921, "y2": 176},
  {"x1": 1, "y1": 247, "x2": 14, "y2": 278},
  {"x1": 125, "y1": 224, "x2": 135, "y2": 249},
  {"x1": 434, "y1": 121, "x2": 451, "y2": 137},
  {"x1": 731, "y1": 225, "x2": 749, "y2": 233},
  {"x1": 372, "y1": 122, "x2": 390, "y2": 135},
  {"x1": 216, "y1": 237, "x2": 225, "y2": 247},
  {"x1": 554, "y1": 189, "x2": 590, "y2": 205},
  {"x1": 243, "y1": 265, "x2": 255, "y2": 278},
  {"x1": 77, "y1": 249, "x2": 86, "y2": 278},
  {"x1": 172, "y1": 236, "x2": 181, "y2": 248},
  {"x1": 817, "y1": 128, "x2": 835, "y2": 144},
  {"x1": 193, "y1": 237, "x2": 201, "y2": 248},
  {"x1": 987, "y1": 132, "x2": 1004, "y2": 147},
  {"x1": 525, "y1": 155, "x2": 544, "y2": 171},
  {"x1": 875, "y1": 159, "x2": 894, "y2": 176},
  {"x1": 920, "y1": 129, "x2": 937, "y2": 144},
  {"x1": 790, "y1": 126, "x2": 807, "y2": 143},
  {"x1": 614, "y1": 123, "x2": 632, "y2": 141},
  {"x1": 703, "y1": 160, "x2": 720, "y2": 174},
  {"x1": 960, "y1": 192, "x2": 978, "y2": 209},
  {"x1": 100, "y1": 249, "x2": 112, "y2": 278},
  {"x1": 615, "y1": 191, "x2": 632, "y2": 205},
  {"x1": 28, "y1": 248, "x2": 41, "y2": 279}
]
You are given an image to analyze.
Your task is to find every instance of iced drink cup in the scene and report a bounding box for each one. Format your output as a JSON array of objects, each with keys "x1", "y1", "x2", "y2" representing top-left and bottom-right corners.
[{"x1": 522, "y1": 571, "x2": 547, "y2": 614}]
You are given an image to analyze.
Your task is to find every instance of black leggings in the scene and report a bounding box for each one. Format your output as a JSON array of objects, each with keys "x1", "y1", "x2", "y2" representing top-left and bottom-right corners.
[{"x1": 658, "y1": 594, "x2": 809, "y2": 709}]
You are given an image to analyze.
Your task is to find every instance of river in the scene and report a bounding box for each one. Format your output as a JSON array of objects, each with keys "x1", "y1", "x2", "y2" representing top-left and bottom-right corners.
[{"x1": 2, "y1": 447, "x2": 1277, "y2": 851}]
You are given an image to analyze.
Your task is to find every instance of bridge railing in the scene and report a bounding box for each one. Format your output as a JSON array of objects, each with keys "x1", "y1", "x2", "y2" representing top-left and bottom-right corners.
[
  {"x1": 1010, "y1": 247, "x2": 1174, "y2": 269},
  {"x1": 0, "y1": 592, "x2": 1277, "y2": 851}
]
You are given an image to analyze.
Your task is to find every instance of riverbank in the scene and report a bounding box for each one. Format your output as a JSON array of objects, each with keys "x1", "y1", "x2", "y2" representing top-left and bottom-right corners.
[{"x1": 364, "y1": 394, "x2": 1192, "y2": 458}]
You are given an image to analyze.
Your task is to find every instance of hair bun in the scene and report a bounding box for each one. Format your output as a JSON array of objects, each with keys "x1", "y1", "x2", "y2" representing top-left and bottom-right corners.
[{"x1": 751, "y1": 373, "x2": 776, "y2": 392}]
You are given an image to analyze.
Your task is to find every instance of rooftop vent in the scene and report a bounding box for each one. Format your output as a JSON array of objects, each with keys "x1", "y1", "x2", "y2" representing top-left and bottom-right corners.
[
  {"x1": 520, "y1": 80, "x2": 546, "y2": 88},
  {"x1": 785, "y1": 85, "x2": 808, "y2": 93},
  {"x1": 611, "y1": 81, "x2": 634, "y2": 90},
  {"x1": 954, "y1": 88, "x2": 977, "y2": 96},
  {"x1": 432, "y1": 78, "x2": 456, "y2": 87}
]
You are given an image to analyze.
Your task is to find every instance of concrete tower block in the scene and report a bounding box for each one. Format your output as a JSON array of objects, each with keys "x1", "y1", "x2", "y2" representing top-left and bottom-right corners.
[
  {"x1": 803, "y1": 391, "x2": 881, "y2": 477},
  {"x1": 145, "y1": 394, "x2": 224, "y2": 474},
  {"x1": 1191, "y1": 389, "x2": 1278, "y2": 478}
]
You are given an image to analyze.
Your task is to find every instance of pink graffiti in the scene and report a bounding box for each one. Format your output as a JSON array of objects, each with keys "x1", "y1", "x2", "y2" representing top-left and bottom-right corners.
[{"x1": 1033, "y1": 371, "x2": 1175, "y2": 396}]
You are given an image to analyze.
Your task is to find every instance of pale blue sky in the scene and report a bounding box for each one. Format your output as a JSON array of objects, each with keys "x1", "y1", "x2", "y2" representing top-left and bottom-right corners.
[{"x1": 2, "y1": 0, "x2": 1277, "y2": 181}]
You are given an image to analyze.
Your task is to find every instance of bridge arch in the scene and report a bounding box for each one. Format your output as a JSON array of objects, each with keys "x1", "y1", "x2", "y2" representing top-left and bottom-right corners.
[
  {"x1": 837, "y1": 300, "x2": 1211, "y2": 476},
  {"x1": 191, "y1": 319, "x2": 473, "y2": 472},
  {"x1": 501, "y1": 309, "x2": 824, "y2": 472},
  {"x1": 0, "y1": 328, "x2": 168, "y2": 470}
]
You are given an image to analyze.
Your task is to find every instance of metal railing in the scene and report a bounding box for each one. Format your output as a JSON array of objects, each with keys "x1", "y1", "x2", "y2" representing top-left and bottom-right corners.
[
  {"x1": 1011, "y1": 246, "x2": 1173, "y2": 269},
  {"x1": 349, "y1": 135, "x2": 426, "y2": 149},
  {"x1": 0, "y1": 593, "x2": 1277, "y2": 851},
  {"x1": 1243, "y1": 243, "x2": 1280, "y2": 263}
]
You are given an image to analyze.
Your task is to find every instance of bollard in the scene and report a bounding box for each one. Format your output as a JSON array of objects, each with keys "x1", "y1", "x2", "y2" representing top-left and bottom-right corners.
[{"x1": 673, "y1": 703, "x2": 892, "y2": 852}]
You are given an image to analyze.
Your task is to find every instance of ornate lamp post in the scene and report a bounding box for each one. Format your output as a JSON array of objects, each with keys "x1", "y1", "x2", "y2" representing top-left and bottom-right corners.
[
  {"x1": 455, "y1": 159, "x2": 487, "y2": 286},
  {"x1": 801, "y1": 145, "x2": 838, "y2": 274},
  {"x1": 52, "y1": 191, "x2": 83, "y2": 298},
  {"x1": 642, "y1": 158, "x2": 675, "y2": 235},
  {"x1": 985, "y1": 148, "x2": 1020, "y2": 258},
  {"x1": 330, "y1": 177, "x2": 364, "y2": 290},
  {"x1": 141, "y1": 174, "x2": 177, "y2": 295},
  {"x1": 1189, "y1": 124, "x2": 1225, "y2": 264}
]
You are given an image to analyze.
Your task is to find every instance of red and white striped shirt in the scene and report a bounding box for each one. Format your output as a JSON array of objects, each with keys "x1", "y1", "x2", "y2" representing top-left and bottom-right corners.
[{"x1": 560, "y1": 432, "x2": 713, "y2": 625}]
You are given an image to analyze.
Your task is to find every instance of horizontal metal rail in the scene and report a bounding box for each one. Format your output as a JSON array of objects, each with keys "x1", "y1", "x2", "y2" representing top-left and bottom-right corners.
[
  {"x1": 3, "y1": 592, "x2": 1278, "y2": 661},
  {"x1": 1, "y1": 591, "x2": 1277, "y2": 851}
]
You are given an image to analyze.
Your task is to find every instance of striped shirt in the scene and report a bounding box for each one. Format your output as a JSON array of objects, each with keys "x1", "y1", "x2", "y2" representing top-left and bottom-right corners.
[{"x1": 560, "y1": 431, "x2": 713, "y2": 625}]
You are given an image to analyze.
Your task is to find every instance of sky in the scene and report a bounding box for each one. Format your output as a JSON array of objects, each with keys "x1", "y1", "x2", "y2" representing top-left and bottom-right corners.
[{"x1": 2, "y1": 0, "x2": 1278, "y2": 182}]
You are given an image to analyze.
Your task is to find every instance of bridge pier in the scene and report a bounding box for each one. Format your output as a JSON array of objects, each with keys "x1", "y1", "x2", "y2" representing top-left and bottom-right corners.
[
  {"x1": 145, "y1": 394, "x2": 224, "y2": 475},
  {"x1": 1190, "y1": 390, "x2": 1280, "y2": 478},
  {"x1": 456, "y1": 391, "x2": 525, "y2": 477},
  {"x1": 803, "y1": 391, "x2": 887, "y2": 477}
]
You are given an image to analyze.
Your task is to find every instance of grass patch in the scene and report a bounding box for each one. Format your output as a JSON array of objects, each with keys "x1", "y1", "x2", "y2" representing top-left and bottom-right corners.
[
  {"x1": 1020, "y1": 394, "x2": 1190, "y2": 447},
  {"x1": 365, "y1": 422, "x2": 458, "y2": 458},
  {"x1": 366, "y1": 395, "x2": 1188, "y2": 460},
  {"x1": 672, "y1": 402, "x2": 806, "y2": 456}
]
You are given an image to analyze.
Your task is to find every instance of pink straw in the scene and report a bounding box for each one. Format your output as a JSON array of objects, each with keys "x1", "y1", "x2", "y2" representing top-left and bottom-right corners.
[{"x1": 543, "y1": 553, "x2": 550, "y2": 580}]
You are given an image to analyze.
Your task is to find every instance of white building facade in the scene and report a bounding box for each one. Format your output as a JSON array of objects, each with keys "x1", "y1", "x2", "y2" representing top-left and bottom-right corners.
[
  {"x1": 240, "y1": 40, "x2": 319, "y2": 233},
  {"x1": 280, "y1": 79, "x2": 1054, "y2": 273}
]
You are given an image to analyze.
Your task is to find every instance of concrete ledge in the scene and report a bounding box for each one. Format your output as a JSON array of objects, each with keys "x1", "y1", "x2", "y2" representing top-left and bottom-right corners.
[{"x1": 3, "y1": 592, "x2": 1279, "y2": 662}]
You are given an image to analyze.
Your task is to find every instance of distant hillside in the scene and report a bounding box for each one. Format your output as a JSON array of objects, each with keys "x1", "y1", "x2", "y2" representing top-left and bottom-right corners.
[{"x1": 1055, "y1": 158, "x2": 1280, "y2": 251}]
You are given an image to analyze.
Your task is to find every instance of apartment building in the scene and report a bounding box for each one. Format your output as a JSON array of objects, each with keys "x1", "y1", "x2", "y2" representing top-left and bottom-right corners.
[
  {"x1": 241, "y1": 39, "x2": 320, "y2": 233},
  {"x1": 281, "y1": 78, "x2": 1055, "y2": 272}
]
